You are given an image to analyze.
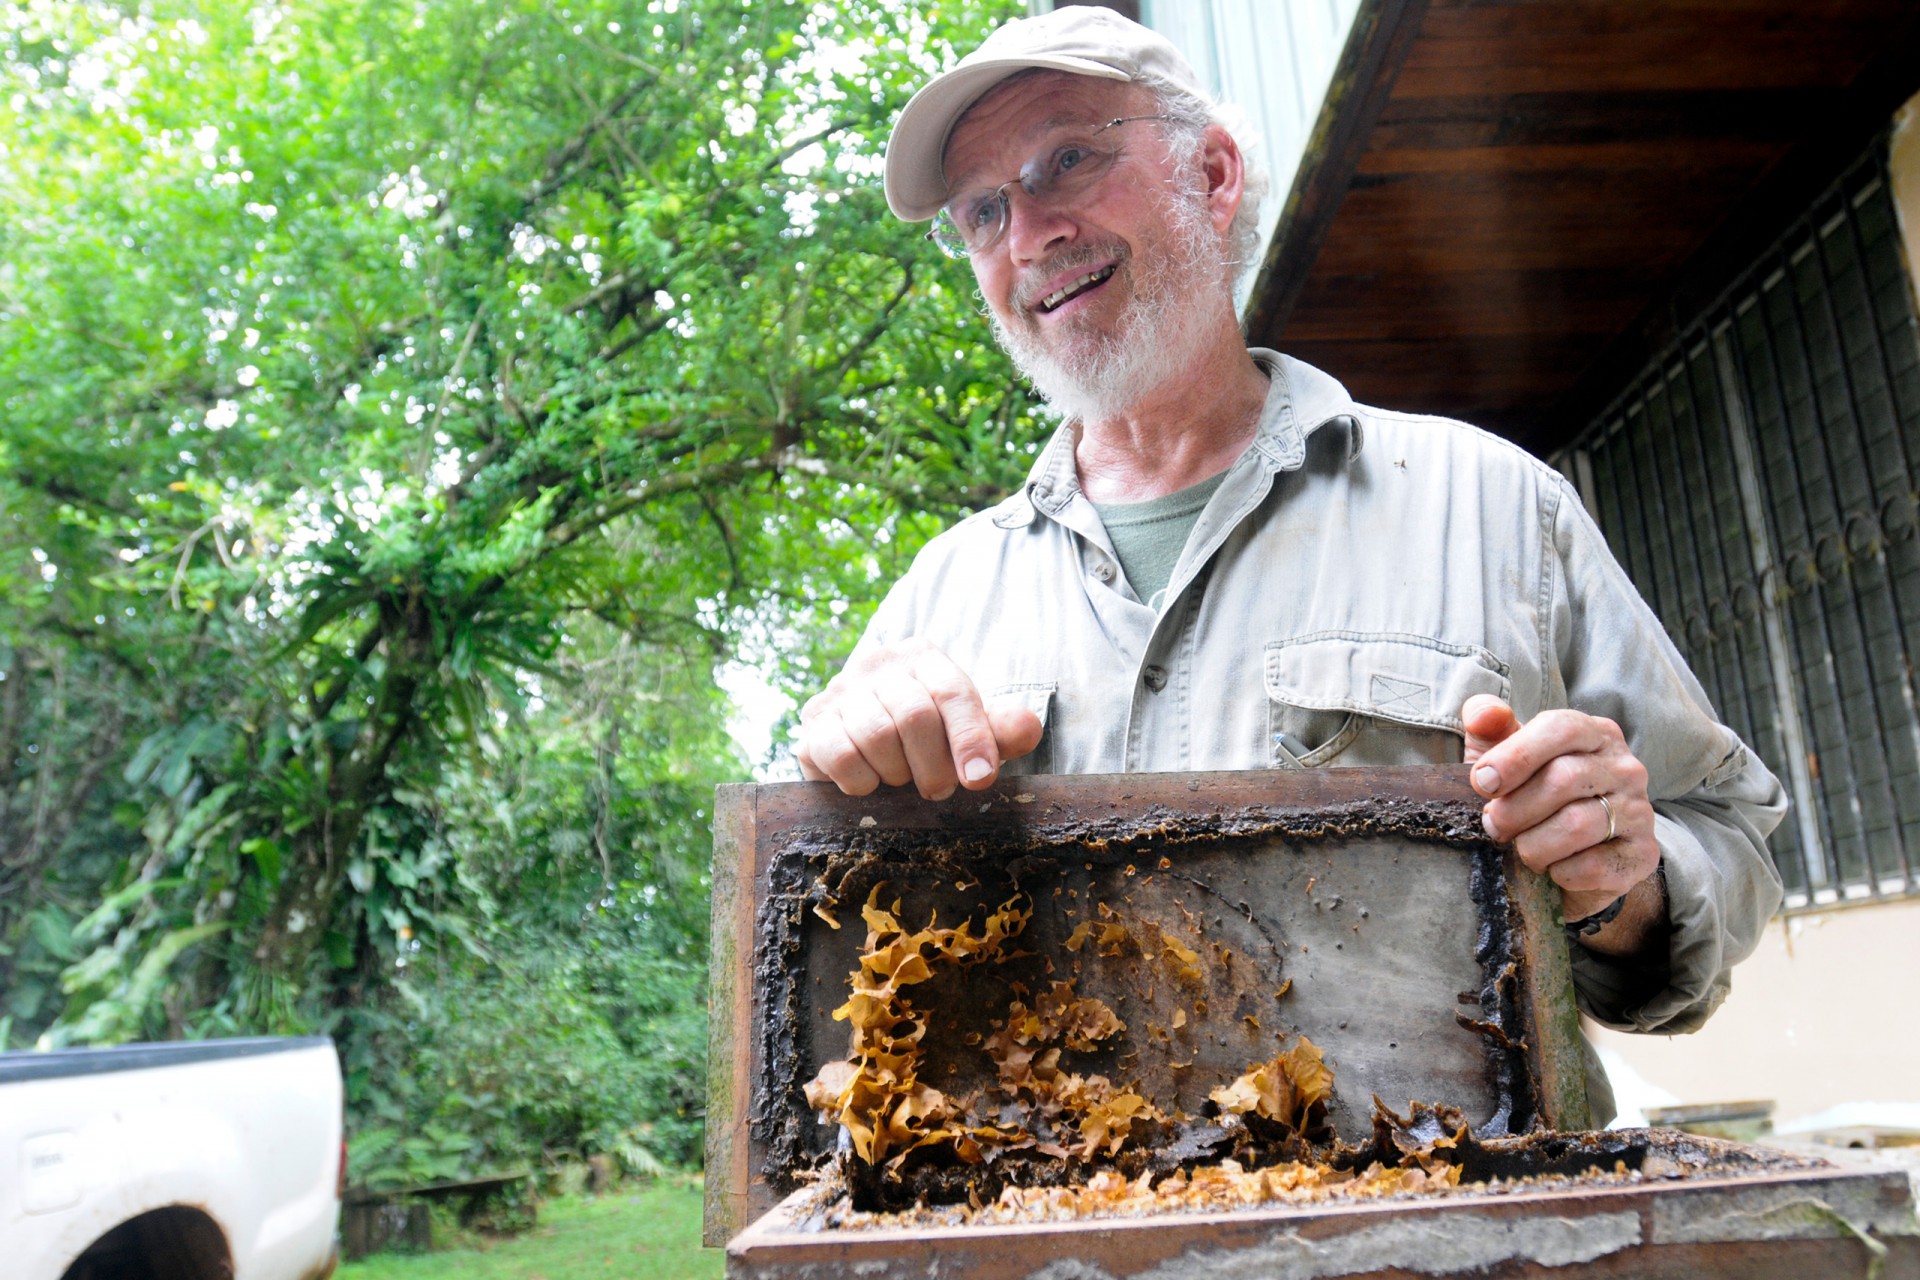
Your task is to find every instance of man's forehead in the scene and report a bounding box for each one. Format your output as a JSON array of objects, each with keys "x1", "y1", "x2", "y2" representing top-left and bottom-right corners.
[{"x1": 942, "y1": 73, "x2": 1146, "y2": 186}]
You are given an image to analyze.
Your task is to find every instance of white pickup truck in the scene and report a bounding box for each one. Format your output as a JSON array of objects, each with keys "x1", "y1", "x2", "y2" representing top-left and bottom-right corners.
[{"x1": 2, "y1": 1036, "x2": 343, "y2": 1280}]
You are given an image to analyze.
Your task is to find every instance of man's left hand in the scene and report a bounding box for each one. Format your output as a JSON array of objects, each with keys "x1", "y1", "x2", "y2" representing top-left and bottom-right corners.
[{"x1": 1463, "y1": 694, "x2": 1666, "y2": 956}]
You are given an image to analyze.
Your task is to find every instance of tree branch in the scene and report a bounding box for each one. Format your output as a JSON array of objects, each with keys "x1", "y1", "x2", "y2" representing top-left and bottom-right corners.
[
  {"x1": 308, "y1": 622, "x2": 386, "y2": 728},
  {"x1": 527, "y1": 74, "x2": 657, "y2": 202},
  {"x1": 699, "y1": 489, "x2": 743, "y2": 592},
  {"x1": 830, "y1": 261, "x2": 916, "y2": 387}
]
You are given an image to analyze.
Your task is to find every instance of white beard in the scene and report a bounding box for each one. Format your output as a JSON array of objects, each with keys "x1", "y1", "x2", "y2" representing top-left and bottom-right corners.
[{"x1": 989, "y1": 185, "x2": 1227, "y2": 424}]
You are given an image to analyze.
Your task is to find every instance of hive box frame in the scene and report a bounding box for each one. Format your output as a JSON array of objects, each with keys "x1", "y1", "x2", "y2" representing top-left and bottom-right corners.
[
  {"x1": 725, "y1": 1161, "x2": 1920, "y2": 1278},
  {"x1": 703, "y1": 765, "x2": 1593, "y2": 1245}
]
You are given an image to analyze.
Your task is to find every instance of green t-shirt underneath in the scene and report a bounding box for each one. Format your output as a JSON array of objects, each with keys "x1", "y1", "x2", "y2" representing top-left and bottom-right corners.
[{"x1": 1089, "y1": 471, "x2": 1228, "y2": 611}]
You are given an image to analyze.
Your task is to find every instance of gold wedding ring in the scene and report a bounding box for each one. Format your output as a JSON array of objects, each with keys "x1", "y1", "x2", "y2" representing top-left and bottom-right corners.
[{"x1": 1595, "y1": 793, "x2": 1617, "y2": 843}]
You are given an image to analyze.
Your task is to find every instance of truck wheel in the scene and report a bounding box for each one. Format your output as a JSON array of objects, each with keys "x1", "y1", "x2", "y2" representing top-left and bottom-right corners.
[{"x1": 60, "y1": 1206, "x2": 230, "y2": 1280}]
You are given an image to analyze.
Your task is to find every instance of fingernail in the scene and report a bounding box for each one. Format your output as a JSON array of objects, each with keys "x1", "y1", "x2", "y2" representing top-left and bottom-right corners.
[
  {"x1": 963, "y1": 758, "x2": 992, "y2": 783},
  {"x1": 1474, "y1": 765, "x2": 1501, "y2": 795},
  {"x1": 1481, "y1": 810, "x2": 1498, "y2": 839}
]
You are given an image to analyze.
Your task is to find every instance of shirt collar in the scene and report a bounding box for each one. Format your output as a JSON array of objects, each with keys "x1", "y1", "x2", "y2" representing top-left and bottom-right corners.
[
  {"x1": 1009, "y1": 349, "x2": 1365, "y2": 524},
  {"x1": 1247, "y1": 348, "x2": 1366, "y2": 469}
]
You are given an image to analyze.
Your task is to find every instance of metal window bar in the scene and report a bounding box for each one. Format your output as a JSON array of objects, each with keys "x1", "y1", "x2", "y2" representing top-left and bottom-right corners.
[
  {"x1": 1737, "y1": 275, "x2": 1877, "y2": 899},
  {"x1": 1802, "y1": 177, "x2": 1920, "y2": 891},
  {"x1": 1829, "y1": 186, "x2": 1920, "y2": 866},
  {"x1": 1563, "y1": 136, "x2": 1920, "y2": 911},
  {"x1": 1711, "y1": 323, "x2": 1839, "y2": 897},
  {"x1": 1672, "y1": 342, "x2": 1778, "y2": 798},
  {"x1": 1771, "y1": 225, "x2": 1899, "y2": 896}
]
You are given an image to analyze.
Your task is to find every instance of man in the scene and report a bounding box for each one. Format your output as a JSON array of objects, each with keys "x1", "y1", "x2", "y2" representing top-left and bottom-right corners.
[{"x1": 794, "y1": 7, "x2": 1784, "y2": 1118}]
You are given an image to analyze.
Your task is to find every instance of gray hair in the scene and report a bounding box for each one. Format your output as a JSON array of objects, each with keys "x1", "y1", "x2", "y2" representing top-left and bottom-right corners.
[{"x1": 1135, "y1": 73, "x2": 1269, "y2": 290}]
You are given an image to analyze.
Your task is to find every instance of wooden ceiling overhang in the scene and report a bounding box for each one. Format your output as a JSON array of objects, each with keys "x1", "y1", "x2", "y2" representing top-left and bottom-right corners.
[{"x1": 1243, "y1": 0, "x2": 1920, "y2": 450}]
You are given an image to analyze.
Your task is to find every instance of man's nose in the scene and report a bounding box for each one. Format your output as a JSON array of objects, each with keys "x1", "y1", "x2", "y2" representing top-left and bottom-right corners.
[{"x1": 1001, "y1": 185, "x2": 1075, "y2": 262}]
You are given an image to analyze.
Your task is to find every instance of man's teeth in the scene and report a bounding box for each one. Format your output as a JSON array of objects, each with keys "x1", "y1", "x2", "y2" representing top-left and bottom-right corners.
[{"x1": 1039, "y1": 265, "x2": 1115, "y2": 312}]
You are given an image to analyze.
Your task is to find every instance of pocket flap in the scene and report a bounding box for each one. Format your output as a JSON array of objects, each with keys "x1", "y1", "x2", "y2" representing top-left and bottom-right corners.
[
  {"x1": 1264, "y1": 632, "x2": 1509, "y2": 732},
  {"x1": 988, "y1": 681, "x2": 1055, "y2": 728}
]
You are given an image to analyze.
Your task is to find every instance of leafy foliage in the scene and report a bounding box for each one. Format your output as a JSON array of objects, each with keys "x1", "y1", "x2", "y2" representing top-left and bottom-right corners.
[{"x1": 1, "y1": 0, "x2": 1035, "y2": 1182}]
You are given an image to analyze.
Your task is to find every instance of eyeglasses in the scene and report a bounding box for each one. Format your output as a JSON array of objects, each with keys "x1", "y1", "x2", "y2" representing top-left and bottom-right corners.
[{"x1": 926, "y1": 115, "x2": 1176, "y2": 260}]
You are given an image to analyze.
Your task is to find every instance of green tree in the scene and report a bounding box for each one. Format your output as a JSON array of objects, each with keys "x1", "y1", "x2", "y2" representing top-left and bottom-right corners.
[{"x1": 1, "y1": 0, "x2": 1034, "y2": 1173}]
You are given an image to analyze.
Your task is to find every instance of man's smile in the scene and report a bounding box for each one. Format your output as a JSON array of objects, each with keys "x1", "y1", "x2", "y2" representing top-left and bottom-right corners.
[{"x1": 1037, "y1": 264, "x2": 1117, "y2": 313}]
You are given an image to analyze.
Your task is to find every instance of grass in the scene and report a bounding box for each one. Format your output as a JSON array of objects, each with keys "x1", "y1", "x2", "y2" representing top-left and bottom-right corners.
[{"x1": 338, "y1": 1178, "x2": 727, "y2": 1280}]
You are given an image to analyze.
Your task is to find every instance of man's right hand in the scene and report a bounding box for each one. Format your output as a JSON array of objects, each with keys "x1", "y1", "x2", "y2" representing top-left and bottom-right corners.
[{"x1": 794, "y1": 638, "x2": 1045, "y2": 799}]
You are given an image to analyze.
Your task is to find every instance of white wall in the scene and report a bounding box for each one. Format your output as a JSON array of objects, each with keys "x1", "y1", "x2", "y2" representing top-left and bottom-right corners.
[
  {"x1": 1590, "y1": 896, "x2": 1920, "y2": 1130},
  {"x1": 1142, "y1": 0, "x2": 1365, "y2": 304}
]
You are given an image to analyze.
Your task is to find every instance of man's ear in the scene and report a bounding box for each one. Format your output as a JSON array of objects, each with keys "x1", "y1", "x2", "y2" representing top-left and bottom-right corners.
[{"x1": 1199, "y1": 123, "x2": 1244, "y2": 235}]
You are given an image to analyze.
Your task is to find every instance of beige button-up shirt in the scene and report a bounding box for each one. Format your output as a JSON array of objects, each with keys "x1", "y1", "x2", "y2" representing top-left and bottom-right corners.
[{"x1": 854, "y1": 351, "x2": 1785, "y2": 1074}]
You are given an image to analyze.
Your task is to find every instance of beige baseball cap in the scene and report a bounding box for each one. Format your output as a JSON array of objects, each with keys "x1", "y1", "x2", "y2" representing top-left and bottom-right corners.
[{"x1": 883, "y1": 6, "x2": 1205, "y2": 221}]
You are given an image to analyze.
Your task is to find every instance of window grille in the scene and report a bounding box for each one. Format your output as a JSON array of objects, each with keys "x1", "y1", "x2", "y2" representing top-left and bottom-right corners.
[{"x1": 1560, "y1": 139, "x2": 1920, "y2": 912}]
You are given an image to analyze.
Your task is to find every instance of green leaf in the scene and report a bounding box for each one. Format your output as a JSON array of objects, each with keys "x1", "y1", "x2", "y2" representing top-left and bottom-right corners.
[
  {"x1": 324, "y1": 929, "x2": 357, "y2": 969},
  {"x1": 122, "y1": 922, "x2": 229, "y2": 1017},
  {"x1": 73, "y1": 878, "x2": 188, "y2": 946},
  {"x1": 29, "y1": 908, "x2": 77, "y2": 963},
  {"x1": 241, "y1": 837, "x2": 285, "y2": 886}
]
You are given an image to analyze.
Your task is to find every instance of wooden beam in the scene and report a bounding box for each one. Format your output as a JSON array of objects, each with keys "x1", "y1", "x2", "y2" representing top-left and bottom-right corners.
[
  {"x1": 1536, "y1": 4, "x2": 1920, "y2": 453},
  {"x1": 1242, "y1": 0, "x2": 1431, "y2": 346}
]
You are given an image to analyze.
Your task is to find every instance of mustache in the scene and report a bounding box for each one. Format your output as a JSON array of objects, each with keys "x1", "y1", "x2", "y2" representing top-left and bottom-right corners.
[{"x1": 1010, "y1": 243, "x2": 1129, "y2": 313}]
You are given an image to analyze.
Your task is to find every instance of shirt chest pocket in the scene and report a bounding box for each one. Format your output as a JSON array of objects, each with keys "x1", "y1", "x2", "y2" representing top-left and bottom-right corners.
[
  {"x1": 1264, "y1": 632, "x2": 1511, "y2": 768},
  {"x1": 987, "y1": 680, "x2": 1055, "y2": 778}
]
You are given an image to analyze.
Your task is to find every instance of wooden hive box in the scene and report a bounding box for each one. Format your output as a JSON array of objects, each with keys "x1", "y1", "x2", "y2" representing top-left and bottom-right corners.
[{"x1": 702, "y1": 766, "x2": 1920, "y2": 1278}]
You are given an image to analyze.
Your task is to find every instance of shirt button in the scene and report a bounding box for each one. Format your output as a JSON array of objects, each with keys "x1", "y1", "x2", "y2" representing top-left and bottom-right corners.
[
  {"x1": 1093, "y1": 562, "x2": 1115, "y2": 583},
  {"x1": 1143, "y1": 665, "x2": 1168, "y2": 693}
]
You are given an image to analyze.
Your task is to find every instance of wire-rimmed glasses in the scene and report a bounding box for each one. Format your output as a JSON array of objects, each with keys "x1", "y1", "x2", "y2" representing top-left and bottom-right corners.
[{"x1": 926, "y1": 114, "x2": 1175, "y2": 259}]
